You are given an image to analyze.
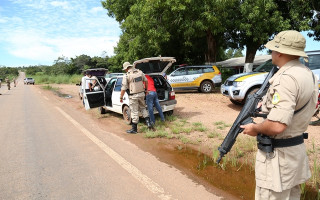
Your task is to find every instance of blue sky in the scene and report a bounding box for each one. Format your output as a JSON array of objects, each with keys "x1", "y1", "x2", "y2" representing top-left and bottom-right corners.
[
  {"x1": 0, "y1": 1, "x2": 319, "y2": 67},
  {"x1": 0, "y1": 0, "x2": 121, "y2": 67}
]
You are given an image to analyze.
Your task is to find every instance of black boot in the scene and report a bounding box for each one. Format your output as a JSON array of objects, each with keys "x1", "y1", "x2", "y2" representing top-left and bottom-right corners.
[
  {"x1": 145, "y1": 117, "x2": 153, "y2": 129},
  {"x1": 126, "y1": 123, "x2": 137, "y2": 134}
]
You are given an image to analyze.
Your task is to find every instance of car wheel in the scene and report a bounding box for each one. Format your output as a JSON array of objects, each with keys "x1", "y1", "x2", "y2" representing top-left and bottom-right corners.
[
  {"x1": 165, "y1": 110, "x2": 173, "y2": 116},
  {"x1": 230, "y1": 99, "x2": 245, "y2": 106},
  {"x1": 99, "y1": 107, "x2": 106, "y2": 114},
  {"x1": 200, "y1": 81, "x2": 213, "y2": 93},
  {"x1": 245, "y1": 87, "x2": 260, "y2": 102},
  {"x1": 122, "y1": 105, "x2": 132, "y2": 125}
]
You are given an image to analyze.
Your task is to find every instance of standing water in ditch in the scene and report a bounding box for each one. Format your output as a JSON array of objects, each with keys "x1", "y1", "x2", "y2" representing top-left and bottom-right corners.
[{"x1": 156, "y1": 143, "x2": 319, "y2": 200}]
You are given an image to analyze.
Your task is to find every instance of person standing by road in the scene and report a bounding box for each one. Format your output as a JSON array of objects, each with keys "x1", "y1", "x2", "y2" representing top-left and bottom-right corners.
[
  {"x1": 145, "y1": 75, "x2": 165, "y2": 126},
  {"x1": 240, "y1": 30, "x2": 318, "y2": 199},
  {"x1": 120, "y1": 62, "x2": 152, "y2": 134},
  {"x1": 5, "y1": 78, "x2": 10, "y2": 90}
]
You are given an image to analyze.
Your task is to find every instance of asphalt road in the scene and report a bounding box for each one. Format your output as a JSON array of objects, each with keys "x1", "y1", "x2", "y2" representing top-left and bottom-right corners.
[{"x1": 0, "y1": 74, "x2": 222, "y2": 200}]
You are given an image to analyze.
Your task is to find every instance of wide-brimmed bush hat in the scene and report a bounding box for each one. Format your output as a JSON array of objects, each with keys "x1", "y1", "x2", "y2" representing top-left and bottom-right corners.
[
  {"x1": 123, "y1": 62, "x2": 133, "y2": 70},
  {"x1": 265, "y1": 30, "x2": 307, "y2": 57}
]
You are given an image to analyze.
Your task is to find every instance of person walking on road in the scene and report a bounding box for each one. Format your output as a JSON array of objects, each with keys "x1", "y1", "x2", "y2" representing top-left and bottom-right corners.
[
  {"x1": 145, "y1": 75, "x2": 165, "y2": 126},
  {"x1": 120, "y1": 62, "x2": 152, "y2": 134},
  {"x1": 240, "y1": 30, "x2": 318, "y2": 200},
  {"x1": 5, "y1": 78, "x2": 10, "y2": 90}
]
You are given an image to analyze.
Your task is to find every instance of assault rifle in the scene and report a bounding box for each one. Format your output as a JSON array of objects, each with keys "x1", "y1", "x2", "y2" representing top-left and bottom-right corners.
[{"x1": 216, "y1": 66, "x2": 278, "y2": 164}]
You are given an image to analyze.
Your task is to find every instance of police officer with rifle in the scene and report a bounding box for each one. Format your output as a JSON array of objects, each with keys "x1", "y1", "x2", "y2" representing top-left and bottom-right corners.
[
  {"x1": 120, "y1": 62, "x2": 152, "y2": 134},
  {"x1": 217, "y1": 30, "x2": 318, "y2": 199}
]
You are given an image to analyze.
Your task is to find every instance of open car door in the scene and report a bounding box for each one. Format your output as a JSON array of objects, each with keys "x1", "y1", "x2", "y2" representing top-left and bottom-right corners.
[{"x1": 83, "y1": 77, "x2": 105, "y2": 110}]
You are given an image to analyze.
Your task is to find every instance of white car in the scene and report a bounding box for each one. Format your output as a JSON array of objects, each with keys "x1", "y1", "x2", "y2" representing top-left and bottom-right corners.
[
  {"x1": 24, "y1": 77, "x2": 35, "y2": 85},
  {"x1": 221, "y1": 50, "x2": 320, "y2": 105},
  {"x1": 221, "y1": 60, "x2": 275, "y2": 105},
  {"x1": 105, "y1": 73, "x2": 124, "y2": 83},
  {"x1": 83, "y1": 57, "x2": 177, "y2": 124}
]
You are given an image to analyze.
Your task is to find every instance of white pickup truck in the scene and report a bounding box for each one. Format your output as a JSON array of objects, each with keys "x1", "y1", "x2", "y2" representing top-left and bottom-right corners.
[{"x1": 24, "y1": 77, "x2": 35, "y2": 85}]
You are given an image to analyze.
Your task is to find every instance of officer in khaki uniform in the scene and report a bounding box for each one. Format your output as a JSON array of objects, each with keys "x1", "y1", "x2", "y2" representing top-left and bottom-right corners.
[
  {"x1": 240, "y1": 30, "x2": 318, "y2": 200},
  {"x1": 120, "y1": 62, "x2": 152, "y2": 134}
]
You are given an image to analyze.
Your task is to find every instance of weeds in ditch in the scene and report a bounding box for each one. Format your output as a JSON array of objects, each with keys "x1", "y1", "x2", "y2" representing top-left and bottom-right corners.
[
  {"x1": 144, "y1": 129, "x2": 171, "y2": 138},
  {"x1": 42, "y1": 84, "x2": 59, "y2": 92},
  {"x1": 140, "y1": 116, "x2": 320, "y2": 196},
  {"x1": 214, "y1": 121, "x2": 231, "y2": 130}
]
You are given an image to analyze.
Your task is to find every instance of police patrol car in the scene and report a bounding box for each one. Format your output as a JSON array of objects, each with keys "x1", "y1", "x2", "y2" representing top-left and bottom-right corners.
[
  {"x1": 221, "y1": 59, "x2": 275, "y2": 105},
  {"x1": 83, "y1": 57, "x2": 177, "y2": 124},
  {"x1": 221, "y1": 50, "x2": 320, "y2": 105},
  {"x1": 167, "y1": 65, "x2": 222, "y2": 93}
]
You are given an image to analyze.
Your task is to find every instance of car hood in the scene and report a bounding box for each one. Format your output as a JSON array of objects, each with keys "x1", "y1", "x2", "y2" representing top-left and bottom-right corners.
[
  {"x1": 85, "y1": 68, "x2": 108, "y2": 76},
  {"x1": 134, "y1": 57, "x2": 176, "y2": 74},
  {"x1": 227, "y1": 72, "x2": 267, "y2": 82}
]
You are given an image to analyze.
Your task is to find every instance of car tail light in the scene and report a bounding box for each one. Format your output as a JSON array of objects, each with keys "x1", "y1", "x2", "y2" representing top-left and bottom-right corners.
[{"x1": 169, "y1": 91, "x2": 175, "y2": 100}]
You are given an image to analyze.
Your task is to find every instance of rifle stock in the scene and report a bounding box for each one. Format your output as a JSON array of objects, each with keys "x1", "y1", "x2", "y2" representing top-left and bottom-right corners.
[{"x1": 216, "y1": 66, "x2": 278, "y2": 164}]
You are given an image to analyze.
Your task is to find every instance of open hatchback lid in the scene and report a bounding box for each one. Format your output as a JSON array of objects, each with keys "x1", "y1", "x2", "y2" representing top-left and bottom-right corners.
[
  {"x1": 133, "y1": 57, "x2": 176, "y2": 74},
  {"x1": 85, "y1": 68, "x2": 108, "y2": 76}
]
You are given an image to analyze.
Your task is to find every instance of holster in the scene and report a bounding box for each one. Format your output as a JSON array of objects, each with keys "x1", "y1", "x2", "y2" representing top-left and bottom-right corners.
[{"x1": 257, "y1": 133, "x2": 308, "y2": 153}]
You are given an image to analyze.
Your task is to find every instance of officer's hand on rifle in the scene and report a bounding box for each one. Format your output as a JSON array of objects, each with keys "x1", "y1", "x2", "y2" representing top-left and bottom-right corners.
[{"x1": 240, "y1": 123, "x2": 258, "y2": 137}]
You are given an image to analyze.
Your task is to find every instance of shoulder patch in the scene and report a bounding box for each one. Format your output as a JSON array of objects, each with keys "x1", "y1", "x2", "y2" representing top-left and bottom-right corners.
[{"x1": 272, "y1": 92, "x2": 280, "y2": 104}]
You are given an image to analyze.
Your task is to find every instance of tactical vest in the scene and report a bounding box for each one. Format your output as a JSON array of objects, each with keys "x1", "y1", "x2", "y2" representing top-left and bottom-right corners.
[{"x1": 127, "y1": 69, "x2": 145, "y2": 94}]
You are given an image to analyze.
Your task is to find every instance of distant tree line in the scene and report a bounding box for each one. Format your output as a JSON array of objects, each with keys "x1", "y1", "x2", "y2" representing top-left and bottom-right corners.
[{"x1": 22, "y1": 54, "x2": 110, "y2": 76}]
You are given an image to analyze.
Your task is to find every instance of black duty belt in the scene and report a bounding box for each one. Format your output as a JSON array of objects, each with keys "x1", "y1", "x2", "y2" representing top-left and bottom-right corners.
[{"x1": 257, "y1": 133, "x2": 308, "y2": 153}]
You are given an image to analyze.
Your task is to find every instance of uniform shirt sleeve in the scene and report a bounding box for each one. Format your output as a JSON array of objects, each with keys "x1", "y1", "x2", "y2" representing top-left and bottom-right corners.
[
  {"x1": 142, "y1": 73, "x2": 147, "y2": 82},
  {"x1": 267, "y1": 74, "x2": 297, "y2": 126},
  {"x1": 121, "y1": 74, "x2": 129, "y2": 91}
]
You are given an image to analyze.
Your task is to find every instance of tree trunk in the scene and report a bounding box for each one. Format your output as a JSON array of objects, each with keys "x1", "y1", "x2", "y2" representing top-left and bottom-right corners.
[
  {"x1": 245, "y1": 45, "x2": 258, "y2": 63},
  {"x1": 206, "y1": 30, "x2": 216, "y2": 63}
]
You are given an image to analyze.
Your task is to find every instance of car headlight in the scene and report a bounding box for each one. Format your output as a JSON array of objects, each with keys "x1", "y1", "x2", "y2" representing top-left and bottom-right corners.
[{"x1": 233, "y1": 81, "x2": 244, "y2": 87}]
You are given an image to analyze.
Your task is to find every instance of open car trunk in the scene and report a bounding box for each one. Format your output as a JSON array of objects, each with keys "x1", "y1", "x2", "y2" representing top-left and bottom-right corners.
[{"x1": 150, "y1": 75, "x2": 172, "y2": 101}]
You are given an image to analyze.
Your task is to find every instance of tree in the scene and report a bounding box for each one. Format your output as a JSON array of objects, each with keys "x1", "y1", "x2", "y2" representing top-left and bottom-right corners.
[
  {"x1": 232, "y1": 0, "x2": 313, "y2": 63},
  {"x1": 102, "y1": 0, "x2": 239, "y2": 66},
  {"x1": 71, "y1": 54, "x2": 92, "y2": 72},
  {"x1": 102, "y1": 0, "x2": 316, "y2": 67},
  {"x1": 308, "y1": 0, "x2": 320, "y2": 40}
]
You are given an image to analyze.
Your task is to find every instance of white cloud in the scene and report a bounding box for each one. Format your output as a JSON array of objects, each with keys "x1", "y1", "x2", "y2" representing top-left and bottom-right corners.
[
  {"x1": 50, "y1": 1, "x2": 70, "y2": 9},
  {"x1": 90, "y1": 7, "x2": 104, "y2": 14},
  {"x1": 0, "y1": 17, "x2": 8, "y2": 23},
  {"x1": 4, "y1": 28, "x2": 118, "y2": 63},
  {"x1": 1, "y1": 0, "x2": 121, "y2": 66}
]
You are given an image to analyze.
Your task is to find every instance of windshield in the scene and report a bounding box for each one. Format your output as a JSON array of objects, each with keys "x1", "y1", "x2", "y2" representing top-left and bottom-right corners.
[{"x1": 253, "y1": 59, "x2": 274, "y2": 72}]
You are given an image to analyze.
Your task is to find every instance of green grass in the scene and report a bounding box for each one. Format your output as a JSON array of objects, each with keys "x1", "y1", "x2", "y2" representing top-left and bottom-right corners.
[
  {"x1": 30, "y1": 74, "x2": 82, "y2": 84},
  {"x1": 41, "y1": 85, "x2": 59, "y2": 92}
]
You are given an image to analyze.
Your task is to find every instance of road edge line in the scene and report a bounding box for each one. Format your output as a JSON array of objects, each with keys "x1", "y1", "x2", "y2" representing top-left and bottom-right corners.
[{"x1": 55, "y1": 106, "x2": 173, "y2": 200}]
